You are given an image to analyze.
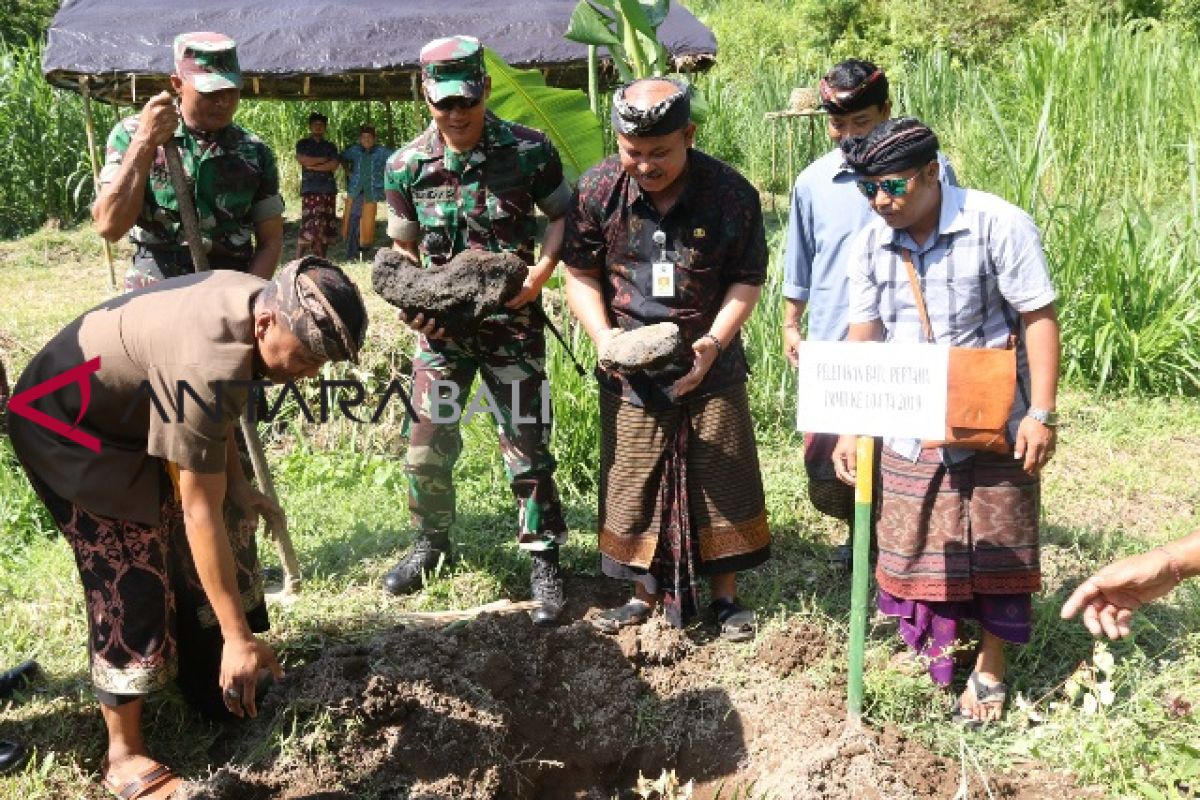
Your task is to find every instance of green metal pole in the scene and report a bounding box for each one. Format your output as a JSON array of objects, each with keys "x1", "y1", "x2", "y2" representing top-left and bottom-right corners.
[{"x1": 847, "y1": 435, "x2": 875, "y2": 722}]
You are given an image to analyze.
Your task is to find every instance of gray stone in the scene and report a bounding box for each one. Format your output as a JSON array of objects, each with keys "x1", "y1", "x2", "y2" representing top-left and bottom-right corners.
[
  {"x1": 372, "y1": 249, "x2": 528, "y2": 337},
  {"x1": 599, "y1": 322, "x2": 684, "y2": 374}
]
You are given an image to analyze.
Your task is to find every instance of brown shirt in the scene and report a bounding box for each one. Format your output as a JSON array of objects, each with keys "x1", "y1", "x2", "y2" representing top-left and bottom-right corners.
[{"x1": 7, "y1": 272, "x2": 263, "y2": 524}]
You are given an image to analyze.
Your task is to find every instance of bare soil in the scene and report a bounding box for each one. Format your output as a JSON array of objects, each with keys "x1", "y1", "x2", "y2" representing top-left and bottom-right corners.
[{"x1": 178, "y1": 579, "x2": 1084, "y2": 800}]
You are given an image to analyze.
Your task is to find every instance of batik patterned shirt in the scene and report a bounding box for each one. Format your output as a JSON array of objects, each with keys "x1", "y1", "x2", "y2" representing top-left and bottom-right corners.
[{"x1": 561, "y1": 150, "x2": 768, "y2": 408}]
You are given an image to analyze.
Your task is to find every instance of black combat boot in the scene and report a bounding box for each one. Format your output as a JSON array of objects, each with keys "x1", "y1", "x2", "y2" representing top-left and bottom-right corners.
[
  {"x1": 382, "y1": 532, "x2": 451, "y2": 596},
  {"x1": 529, "y1": 547, "x2": 565, "y2": 627}
]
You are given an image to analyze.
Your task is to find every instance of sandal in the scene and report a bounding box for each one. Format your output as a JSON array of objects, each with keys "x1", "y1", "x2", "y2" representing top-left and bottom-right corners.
[
  {"x1": 101, "y1": 756, "x2": 181, "y2": 800},
  {"x1": 591, "y1": 599, "x2": 652, "y2": 634},
  {"x1": 950, "y1": 670, "x2": 1007, "y2": 729},
  {"x1": 711, "y1": 597, "x2": 756, "y2": 642}
]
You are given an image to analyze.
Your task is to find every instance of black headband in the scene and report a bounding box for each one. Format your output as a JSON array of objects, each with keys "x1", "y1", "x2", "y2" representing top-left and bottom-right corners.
[
  {"x1": 818, "y1": 69, "x2": 884, "y2": 113},
  {"x1": 841, "y1": 118, "x2": 939, "y2": 176},
  {"x1": 611, "y1": 79, "x2": 691, "y2": 137}
]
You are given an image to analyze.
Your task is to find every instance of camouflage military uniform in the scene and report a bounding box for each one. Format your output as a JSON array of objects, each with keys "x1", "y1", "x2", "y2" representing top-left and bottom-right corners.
[
  {"x1": 384, "y1": 57, "x2": 572, "y2": 551},
  {"x1": 101, "y1": 120, "x2": 284, "y2": 289}
]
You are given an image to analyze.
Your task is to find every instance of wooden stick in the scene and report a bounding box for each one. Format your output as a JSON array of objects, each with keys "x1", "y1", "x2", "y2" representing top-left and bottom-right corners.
[
  {"x1": 161, "y1": 140, "x2": 303, "y2": 593},
  {"x1": 847, "y1": 436, "x2": 875, "y2": 722},
  {"x1": 395, "y1": 599, "x2": 537, "y2": 628},
  {"x1": 79, "y1": 78, "x2": 117, "y2": 290}
]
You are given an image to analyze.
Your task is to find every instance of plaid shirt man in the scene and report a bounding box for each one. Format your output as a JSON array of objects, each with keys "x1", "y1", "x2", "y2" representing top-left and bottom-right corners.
[{"x1": 847, "y1": 183, "x2": 1057, "y2": 461}]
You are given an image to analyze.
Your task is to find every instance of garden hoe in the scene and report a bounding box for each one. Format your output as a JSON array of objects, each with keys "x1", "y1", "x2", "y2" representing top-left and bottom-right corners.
[{"x1": 162, "y1": 136, "x2": 303, "y2": 596}]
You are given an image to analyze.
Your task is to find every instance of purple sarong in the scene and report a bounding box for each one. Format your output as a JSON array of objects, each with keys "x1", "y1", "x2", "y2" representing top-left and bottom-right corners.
[{"x1": 877, "y1": 588, "x2": 1032, "y2": 686}]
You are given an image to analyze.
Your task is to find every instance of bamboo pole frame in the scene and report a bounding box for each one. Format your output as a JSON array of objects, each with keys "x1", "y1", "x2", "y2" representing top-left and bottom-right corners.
[
  {"x1": 847, "y1": 435, "x2": 875, "y2": 722},
  {"x1": 79, "y1": 77, "x2": 117, "y2": 290}
]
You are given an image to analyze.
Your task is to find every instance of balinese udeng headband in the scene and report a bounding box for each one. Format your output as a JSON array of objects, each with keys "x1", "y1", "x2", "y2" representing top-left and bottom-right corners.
[
  {"x1": 611, "y1": 79, "x2": 692, "y2": 137},
  {"x1": 841, "y1": 118, "x2": 939, "y2": 176},
  {"x1": 261, "y1": 257, "x2": 366, "y2": 364},
  {"x1": 818, "y1": 69, "x2": 883, "y2": 113}
]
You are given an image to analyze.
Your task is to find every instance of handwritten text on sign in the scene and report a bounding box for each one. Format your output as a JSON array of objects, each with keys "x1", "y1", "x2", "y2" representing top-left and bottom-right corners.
[{"x1": 796, "y1": 341, "x2": 949, "y2": 439}]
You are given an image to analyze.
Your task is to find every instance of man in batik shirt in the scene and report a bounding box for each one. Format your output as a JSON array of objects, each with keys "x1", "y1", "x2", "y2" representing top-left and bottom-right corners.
[{"x1": 562, "y1": 78, "x2": 771, "y2": 641}]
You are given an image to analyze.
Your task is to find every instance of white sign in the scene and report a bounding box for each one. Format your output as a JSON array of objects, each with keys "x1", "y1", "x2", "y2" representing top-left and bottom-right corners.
[{"x1": 796, "y1": 341, "x2": 949, "y2": 439}]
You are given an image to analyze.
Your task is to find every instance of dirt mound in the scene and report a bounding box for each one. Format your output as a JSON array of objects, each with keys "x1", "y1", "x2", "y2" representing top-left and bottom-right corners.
[
  {"x1": 185, "y1": 605, "x2": 1083, "y2": 800},
  {"x1": 372, "y1": 248, "x2": 528, "y2": 337}
]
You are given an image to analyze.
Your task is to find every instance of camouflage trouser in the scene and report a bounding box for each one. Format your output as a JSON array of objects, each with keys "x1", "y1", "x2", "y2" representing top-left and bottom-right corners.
[{"x1": 406, "y1": 306, "x2": 566, "y2": 550}]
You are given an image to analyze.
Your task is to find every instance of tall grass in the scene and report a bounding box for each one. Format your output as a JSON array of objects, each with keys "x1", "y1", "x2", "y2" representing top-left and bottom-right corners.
[{"x1": 0, "y1": 40, "x2": 91, "y2": 236}]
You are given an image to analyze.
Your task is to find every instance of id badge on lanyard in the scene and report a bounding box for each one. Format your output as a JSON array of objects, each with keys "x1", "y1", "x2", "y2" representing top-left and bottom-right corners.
[{"x1": 651, "y1": 230, "x2": 675, "y2": 298}]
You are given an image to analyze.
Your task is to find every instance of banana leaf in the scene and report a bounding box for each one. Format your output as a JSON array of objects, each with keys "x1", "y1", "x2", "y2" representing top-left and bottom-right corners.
[
  {"x1": 565, "y1": 1, "x2": 621, "y2": 46},
  {"x1": 483, "y1": 48, "x2": 606, "y2": 183}
]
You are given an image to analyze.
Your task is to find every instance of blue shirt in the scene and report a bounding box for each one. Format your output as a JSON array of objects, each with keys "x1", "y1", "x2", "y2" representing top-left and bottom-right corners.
[
  {"x1": 782, "y1": 148, "x2": 957, "y2": 342},
  {"x1": 341, "y1": 143, "x2": 391, "y2": 201},
  {"x1": 847, "y1": 183, "x2": 1057, "y2": 461}
]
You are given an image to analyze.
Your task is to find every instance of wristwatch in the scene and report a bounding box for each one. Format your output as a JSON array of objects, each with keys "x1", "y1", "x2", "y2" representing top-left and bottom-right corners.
[{"x1": 1026, "y1": 407, "x2": 1059, "y2": 427}]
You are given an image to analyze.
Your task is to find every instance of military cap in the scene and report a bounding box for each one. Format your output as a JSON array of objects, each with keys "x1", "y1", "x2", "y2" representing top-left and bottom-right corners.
[
  {"x1": 173, "y1": 32, "x2": 243, "y2": 93},
  {"x1": 419, "y1": 35, "x2": 485, "y2": 103}
]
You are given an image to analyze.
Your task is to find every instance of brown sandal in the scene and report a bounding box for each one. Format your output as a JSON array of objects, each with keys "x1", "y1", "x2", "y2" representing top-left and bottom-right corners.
[{"x1": 102, "y1": 757, "x2": 181, "y2": 800}]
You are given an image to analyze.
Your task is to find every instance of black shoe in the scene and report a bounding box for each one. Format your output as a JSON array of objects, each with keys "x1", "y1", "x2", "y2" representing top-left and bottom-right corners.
[
  {"x1": 0, "y1": 739, "x2": 28, "y2": 776},
  {"x1": 382, "y1": 534, "x2": 451, "y2": 596},
  {"x1": 529, "y1": 548, "x2": 564, "y2": 627}
]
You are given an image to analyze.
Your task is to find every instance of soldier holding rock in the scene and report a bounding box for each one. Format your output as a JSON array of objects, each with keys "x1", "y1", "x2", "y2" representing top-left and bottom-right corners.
[{"x1": 381, "y1": 35, "x2": 571, "y2": 626}]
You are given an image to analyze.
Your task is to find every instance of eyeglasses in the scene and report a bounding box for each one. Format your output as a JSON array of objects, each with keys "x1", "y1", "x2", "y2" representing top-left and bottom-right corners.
[
  {"x1": 431, "y1": 96, "x2": 482, "y2": 112},
  {"x1": 856, "y1": 175, "x2": 916, "y2": 199}
]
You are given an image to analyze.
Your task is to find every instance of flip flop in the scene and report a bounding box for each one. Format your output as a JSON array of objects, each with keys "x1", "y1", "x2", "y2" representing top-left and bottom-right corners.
[
  {"x1": 101, "y1": 757, "x2": 181, "y2": 800},
  {"x1": 950, "y1": 670, "x2": 1007, "y2": 729},
  {"x1": 591, "y1": 599, "x2": 652, "y2": 634},
  {"x1": 711, "y1": 597, "x2": 756, "y2": 642}
]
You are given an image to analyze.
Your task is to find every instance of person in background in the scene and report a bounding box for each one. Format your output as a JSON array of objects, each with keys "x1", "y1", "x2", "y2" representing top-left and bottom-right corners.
[
  {"x1": 294, "y1": 112, "x2": 341, "y2": 259},
  {"x1": 341, "y1": 124, "x2": 391, "y2": 260}
]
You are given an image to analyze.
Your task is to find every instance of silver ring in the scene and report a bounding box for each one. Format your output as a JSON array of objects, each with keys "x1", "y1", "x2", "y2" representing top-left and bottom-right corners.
[{"x1": 223, "y1": 686, "x2": 241, "y2": 701}]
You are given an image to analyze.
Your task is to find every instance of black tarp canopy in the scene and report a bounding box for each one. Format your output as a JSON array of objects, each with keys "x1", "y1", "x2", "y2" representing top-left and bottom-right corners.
[{"x1": 43, "y1": 0, "x2": 717, "y2": 104}]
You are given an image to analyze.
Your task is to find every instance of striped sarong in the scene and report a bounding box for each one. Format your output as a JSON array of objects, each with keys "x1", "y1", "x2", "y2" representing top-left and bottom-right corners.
[
  {"x1": 598, "y1": 383, "x2": 770, "y2": 626},
  {"x1": 875, "y1": 446, "x2": 1041, "y2": 601}
]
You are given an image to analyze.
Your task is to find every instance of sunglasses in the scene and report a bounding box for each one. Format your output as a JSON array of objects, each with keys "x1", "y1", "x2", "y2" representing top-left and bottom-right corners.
[
  {"x1": 431, "y1": 95, "x2": 482, "y2": 112},
  {"x1": 856, "y1": 174, "x2": 917, "y2": 199}
]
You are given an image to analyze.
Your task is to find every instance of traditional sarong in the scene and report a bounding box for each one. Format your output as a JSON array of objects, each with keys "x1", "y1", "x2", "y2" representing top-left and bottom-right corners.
[
  {"x1": 599, "y1": 383, "x2": 770, "y2": 626},
  {"x1": 299, "y1": 192, "x2": 339, "y2": 250},
  {"x1": 343, "y1": 196, "x2": 378, "y2": 257},
  {"x1": 804, "y1": 431, "x2": 853, "y2": 522},
  {"x1": 20, "y1": 460, "x2": 267, "y2": 719},
  {"x1": 875, "y1": 446, "x2": 1039, "y2": 684}
]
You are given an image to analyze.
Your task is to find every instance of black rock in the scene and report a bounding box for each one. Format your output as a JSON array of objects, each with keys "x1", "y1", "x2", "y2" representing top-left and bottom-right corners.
[{"x1": 372, "y1": 249, "x2": 529, "y2": 337}]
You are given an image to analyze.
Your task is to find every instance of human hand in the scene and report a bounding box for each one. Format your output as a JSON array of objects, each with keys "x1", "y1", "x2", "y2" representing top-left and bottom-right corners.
[
  {"x1": 670, "y1": 334, "x2": 720, "y2": 397},
  {"x1": 505, "y1": 279, "x2": 542, "y2": 310},
  {"x1": 399, "y1": 310, "x2": 445, "y2": 340},
  {"x1": 1060, "y1": 547, "x2": 1181, "y2": 639},
  {"x1": 220, "y1": 636, "x2": 283, "y2": 718},
  {"x1": 1014, "y1": 416, "x2": 1056, "y2": 475},
  {"x1": 832, "y1": 434, "x2": 859, "y2": 486},
  {"x1": 133, "y1": 91, "x2": 180, "y2": 149},
  {"x1": 227, "y1": 480, "x2": 286, "y2": 540},
  {"x1": 783, "y1": 326, "x2": 801, "y2": 368}
]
